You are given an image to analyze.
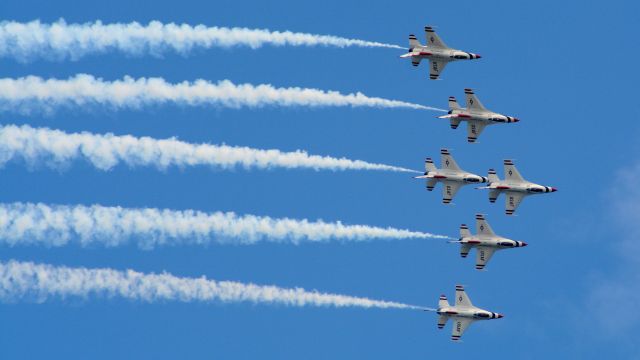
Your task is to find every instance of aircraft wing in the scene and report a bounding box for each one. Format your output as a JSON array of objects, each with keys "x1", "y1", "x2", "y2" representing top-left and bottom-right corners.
[
  {"x1": 440, "y1": 148, "x2": 461, "y2": 171},
  {"x1": 504, "y1": 160, "x2": 525, "y2": 183},
  {"x1": 466, "y1": 121, "x2": 487, "y2": 143},
  {"x1": 442, "y1": 180, "x2": 462, "y2": 204},
  {"x1": 505, "y1": 191, "x2": 526, "y2": 215},
  {"x1": 429, "y1": 59, "x2": 449, "y2": 80},
  {"x1": 411, "y1": 57, "x2": 422, "y2": 66},
  {"x1": 455, "y1": 285, "x2": 473, "y2": 307},
  {"x1": 464, "y1": 88, "x2": 487, "y2": 111},
  {"x1": 451, "y1": 318, "x2": 474, "y2": 341},
  {"x1": 425, "y1": 26, "x2": 448, "y2": 49},
  {"x1": 475, "y1": 246, "x2": 496, "y2": 270},
  {"x1": 475, "y1": 214, "x2": 495, "y2": 236}
]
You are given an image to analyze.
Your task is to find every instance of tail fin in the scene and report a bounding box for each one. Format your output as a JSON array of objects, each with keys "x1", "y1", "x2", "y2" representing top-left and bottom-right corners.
[
  {"x1": 409, "y1": 34, "x2": 422, "y2": 50},
  {"x1": 460, "y1": 243, "x2": 472, "y2": 258},
  {"x1": 487, "y1": 168, "x2": 499, "y2": 184},
  {"x1": 438, "y1": 294, "x2": 450, "y2": 309},
  {"x1": 448, "y1": 96, "x2": 461, "y2": 111},
  {"x1": 437, "y1": 314, "x2": 449, "y2": 329},
  {"x1": 459, "y1": 224, "x2": 471, "y2": 238},
  {"x1": 488, "y1": 189, "x2": 499, "y2": 203},
  {"x1": 424, "y1": 157, "x2": 437, "y2": 173}
]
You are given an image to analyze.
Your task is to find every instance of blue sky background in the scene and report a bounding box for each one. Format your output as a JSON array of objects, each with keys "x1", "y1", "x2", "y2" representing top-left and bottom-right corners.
[{"x1": 0, "y1": 0, "x2": 638, "y2": 358}]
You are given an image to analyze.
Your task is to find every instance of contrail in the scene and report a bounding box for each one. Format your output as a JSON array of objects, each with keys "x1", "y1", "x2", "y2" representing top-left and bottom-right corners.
[
  {"x1": 0, "y1": 260, "x2": 425, "y2": 310},
  {"x1": 0, "y1": 203, "x2": 451, "y2": 248},
  {"x1": 0, "y1": 19, "x2": 404, "y2": 62},
  {"x1": 0, "y1": 124, "x2": 419, "y2": 173},
  {"x1": 0, "y1": 74, "x2": 444, "y2": 113}
]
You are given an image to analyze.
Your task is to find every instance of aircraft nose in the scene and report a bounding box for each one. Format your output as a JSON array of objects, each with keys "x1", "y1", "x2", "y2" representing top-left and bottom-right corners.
[
  {"x1": 496, "y1": 313, "x2": 504, "y2": 319},
  {"x1": 521, "y1": 242, "x2": 528, "y2": 247},
  {"x1": 475, "y1": 54, "x2": 482, "y2": 59},
  {"x1": 512, "y1": 117, "x2": 520, "y2": 122},
  {"x1": 551, "y1": 187, "x2": 558, "y2": 192}
]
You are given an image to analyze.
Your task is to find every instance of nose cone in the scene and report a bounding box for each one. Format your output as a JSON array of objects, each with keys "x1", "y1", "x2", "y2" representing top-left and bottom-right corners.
[
  {"x1": 551, "y1": 187, "x2": 558, "y2": 192},
  {"x1": 512, "y1": 117, "x2": 520, "y2": 123},
  {"x1": 496, "y1": 313, "x2": 504, "y2": 319},
  {"x1": 474, "y1": 54, "x2": 482, "y2": 59},
  {"x1": 521, "y1": 242, "x2": 528, "y2": 247}
]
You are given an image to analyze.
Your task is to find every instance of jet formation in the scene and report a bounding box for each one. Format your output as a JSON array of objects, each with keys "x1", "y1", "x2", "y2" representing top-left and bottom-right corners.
[{"x1": 402, "y1": 26, "x2": 557, "y2": 341}]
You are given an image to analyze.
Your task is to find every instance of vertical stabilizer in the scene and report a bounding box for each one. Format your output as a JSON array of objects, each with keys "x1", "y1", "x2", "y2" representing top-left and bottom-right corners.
[
  {"x1": 409, "y1": 34, "x2": 422, "y2": 50},
  {"x1": 438, "y1": 294, "x2": 450, "y2": 309}
]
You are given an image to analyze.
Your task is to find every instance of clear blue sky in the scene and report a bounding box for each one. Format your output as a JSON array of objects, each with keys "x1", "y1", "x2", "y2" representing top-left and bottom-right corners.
[{"x1": 0, "y1": 0, "x2": 638, "y2": 358}]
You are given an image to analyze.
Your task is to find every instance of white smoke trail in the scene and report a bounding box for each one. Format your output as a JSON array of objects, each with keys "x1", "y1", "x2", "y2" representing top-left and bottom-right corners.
[
  {"x1": 0, "y1": 74, "x2": 443, "y2": 113},
  {"x1": 0, "y1": 203, "x2": 450, "y2": 248},
  {"x1": 0, "y1": 19, "x2": 404, "y2": 62},
  {"x1": 0, "y1": 124, "x2": 418, "y2": 173},
  {"x1": 0, "y1": 260, "x2": 422, "y2": 310}
]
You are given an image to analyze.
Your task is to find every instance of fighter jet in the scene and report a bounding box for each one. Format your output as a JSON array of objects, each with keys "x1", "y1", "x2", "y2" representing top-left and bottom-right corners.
[
  {"x1": 438, "y1": 89, "x2": 520, "y2": 143},
  {"x1": 413, "y1": 148, "x2": 487, "y2": 204},
  {"x1": 436, "y1": 285, "x2": 503, "y2": 341},
  {"x1": 450, "y1": 214, "x2": 527, "y2": 270},
  {"x1": 400, "y1": 26, "x2": 481, "y2": 80},
  {"x1": 479, "y1": 160, "x2": 557, "y2": 215}
]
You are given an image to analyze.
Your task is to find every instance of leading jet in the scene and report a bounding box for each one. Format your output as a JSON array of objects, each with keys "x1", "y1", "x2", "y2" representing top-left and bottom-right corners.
[
  {"x1": 479, "y1": 160, "x2": 557, "y2": 215},
  {"x1": 438, "y1": 89, "x2": 520, "y2": 143},
  {"x1": 435, "y1": 285, "x2": 504, "y2": 341},
  {"x1": 413, "y1": 148, "x2": 487, "y2": 204},
  {"x1": 400, "y1": 26, "x2": 481, "y2": 80},
  {"x1": 450, "y1": 214, "x2": 527, "y2": 270}
]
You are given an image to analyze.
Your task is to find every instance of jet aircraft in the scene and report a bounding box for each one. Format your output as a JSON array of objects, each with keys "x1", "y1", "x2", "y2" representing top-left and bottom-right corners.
[
  {"x1": 413, "y1": 149, "x2": 487, "y2": 204},
  {"x1": 479, "y1": 160, "x2": 557, "y2": 215},
  {"x1": 435, "y1": 285, "x2": 503, "y2": 341},
  {"x1": 450, "y1": 214, "x2": 527, "y2": 270},
  {"x1": 438, "y1": 89, "x2": 519, "y2": 143},
  {"x1": 401, "y1": 26, "x2": 481, "y2": 80}
]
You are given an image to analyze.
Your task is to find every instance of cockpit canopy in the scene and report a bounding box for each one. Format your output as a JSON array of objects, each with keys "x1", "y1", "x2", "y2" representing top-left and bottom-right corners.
[{"x1": 474, "y1": 312, "x2": 491, "y2": 318}]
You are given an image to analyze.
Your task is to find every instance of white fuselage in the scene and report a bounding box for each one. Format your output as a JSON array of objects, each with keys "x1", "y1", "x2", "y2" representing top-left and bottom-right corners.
[
  {"x1": 437, "y1": 306, "x2": 501, "y2": 321},
  {"x1": 449, "y1": 108, "x2": 518, "y2": 126},
  {"x1": 460, "y1": 235, "x2": 525, "y2": 250},
  {"x1": 410, "y1": 45, "x2": 480, "y2": 62},
  {"x1": 488, "y1": 180, "x2": 555, "y2": 195},
  {"x1": 421, "y1": 169, "x2": 487, "y2": 184}
]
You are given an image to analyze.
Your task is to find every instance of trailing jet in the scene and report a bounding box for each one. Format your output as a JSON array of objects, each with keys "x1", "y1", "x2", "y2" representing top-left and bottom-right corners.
[
  {"x1": 414, "y1": 149, "x2": 487, "y2": 204},
  {"x1": 479, "y1": 160, "x2": 557, "y2": 215},
  {"x1": 435, "y1": 285, "x2": 503, "y2": 341},
  {"x1": 400, "y1": 26, "x2": 481, "y2": 80},
  {"x1": 450, "y1": 214, "x2": 527, "y2": 270},
  {"x1": 438, "y1": 89, "x2": 519, "y2": 143}
]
